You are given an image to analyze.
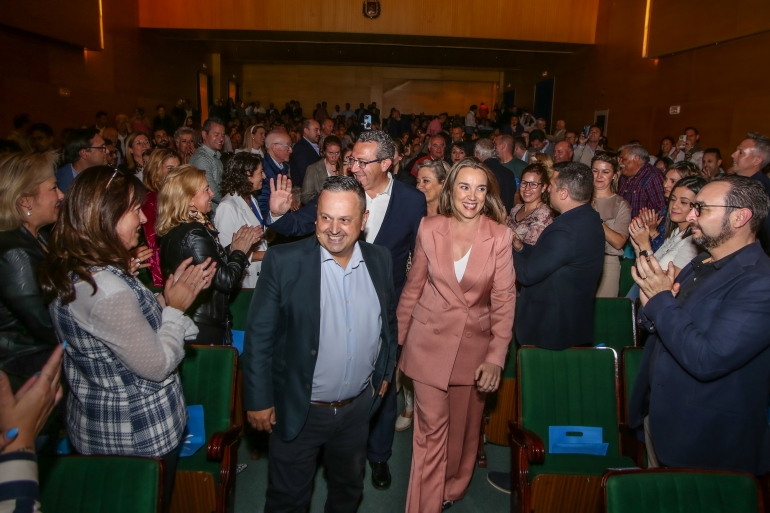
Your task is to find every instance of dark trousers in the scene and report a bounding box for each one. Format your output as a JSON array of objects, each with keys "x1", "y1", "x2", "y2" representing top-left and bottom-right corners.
[
  {"x1": 266, "y1": 387, "x2": 373, "y2": 513},
  {"x1": 367, "y1": 375, "x2": 398, "y2": 463},
  {"x1": 159, "y1": 445, "x2": 181, "y2": 513}
]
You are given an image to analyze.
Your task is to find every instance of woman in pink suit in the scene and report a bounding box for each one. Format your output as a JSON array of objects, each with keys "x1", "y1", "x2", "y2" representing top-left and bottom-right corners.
[{"x1": 398, "y1": 157, "x2": 516, "y2": 512}]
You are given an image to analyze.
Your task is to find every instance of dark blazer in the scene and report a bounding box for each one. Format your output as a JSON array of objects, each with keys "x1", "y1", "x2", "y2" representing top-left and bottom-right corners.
[
  {"x1": 628, "y1": 242, "x2": 770, "y2": 475},
  {"x1": 269, "y1": 179, "x2": 426, "y2": 296},
  {"x1": 288, "y1": 137, "x2": 321, "y2": 195},
  {"x1": 751, "y1": 171, "x2": 770, "y2": 255},
  {"x1": 55, "y1": 164, "x2": 77, "y2": 193},
  {"x1": 483, "y1": 158, "x2": 517, "y2": 213},
  {"x1": 258, "y1": 155, "x2": 290, "y2": 220},
  {"x1": 0, "y1": 228, "x2": 57, "y2": 388},
  {"x1": 242, "y1": 237, "x2": 398, "y2": 442},
  {"x1": 514, "y1": 203, "x2": 604, "y2": 349}
]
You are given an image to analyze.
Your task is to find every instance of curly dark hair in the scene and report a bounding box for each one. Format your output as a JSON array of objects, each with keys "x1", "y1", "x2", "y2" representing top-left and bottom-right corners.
[{"x1": 220, "y1": 152, "x2": 263, "y2": 198}]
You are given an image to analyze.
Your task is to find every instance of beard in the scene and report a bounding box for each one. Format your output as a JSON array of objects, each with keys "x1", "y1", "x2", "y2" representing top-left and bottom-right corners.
[{"x1": 693, "y1": 215, "x2": 732, "y2": 249}]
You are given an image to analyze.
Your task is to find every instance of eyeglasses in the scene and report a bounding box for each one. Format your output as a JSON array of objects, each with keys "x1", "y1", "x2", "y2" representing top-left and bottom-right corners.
[
  {"x1": 691, "y1": 201, "x2": 750, "y2": 216},
  {"x1": 87, "y1": 145, "x2": 108, "y2": 152},
  {"x1": 105, "y1": 168, "x2": 124, "y2": 189},
  {"x1": 520, "y1": 181, "x2": 543, "y2": 189},
  {"x1": 345, "y1": 156, "x2": 384, "y2": 170},
  {"x1": 272, "y1": 142, "x2": 292, "y2": 149}
]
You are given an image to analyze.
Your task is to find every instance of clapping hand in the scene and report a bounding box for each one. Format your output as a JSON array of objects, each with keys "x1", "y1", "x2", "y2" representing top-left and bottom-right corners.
[
  {"x1": 230, "y1": 225, "x2": 262, "y2": 254},
  {"x1": 628, "y1": 217, "x2": 652, "y2": 253},
  {"x1": 639, "y1": 208, "x2": 662, "y2": 232},
  {"x1": 268, "y1": 175, "x2": 294, "y2": 217},
  {"x1": 511, "y1": 232, "x2": 524, "y2": 252},
  {"x1": 631, "y1": 252, "x2": 680, "y2": 306},
  {"x1": 164, "y1": 257, "x2": 216, "y2": 312},
  {"x1": 130, "y1": 246, "x2": 154, "y2": 276}
]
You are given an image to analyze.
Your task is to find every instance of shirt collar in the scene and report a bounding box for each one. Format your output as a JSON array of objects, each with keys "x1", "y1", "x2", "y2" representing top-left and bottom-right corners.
[
  {"x1": 304, "y1": 136, "x2": 320, "y2": 153},
  {"x1": 200, "y1": 144, "x2": 221, "y2": 159},
  {"x1": 270, "y1": 154, "x2": 285, "y2": 169},
  {"x1": 320, "y1": 242, "x2": 365, "y2": 270},
  {"x1": 371, "y1": 173, "x2": 394, "y2": 199}
]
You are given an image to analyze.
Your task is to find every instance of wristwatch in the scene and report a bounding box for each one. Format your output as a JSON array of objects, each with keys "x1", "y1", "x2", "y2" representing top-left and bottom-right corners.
[{"x1": 639, "y1": 250, "x2": 652, "y2": 258}]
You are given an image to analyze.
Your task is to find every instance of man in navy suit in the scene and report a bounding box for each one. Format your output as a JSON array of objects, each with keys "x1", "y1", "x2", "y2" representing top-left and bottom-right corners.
[
  {"x1": 629, "y1": 175, "x2": 770, "y2": 475},
  {"x1": 290, "y1": 119, "x2": 323, "y2": 193},
  {"x1": 267, "y1": 130, "x2": 427, "y2": 490},
  {"x1": 55, "y1": 128, "x2": 106, "y2": 193},
  {"x1": 258, "y1": 130, "x2": 292, "y2": 219},
  {"x1": 243, "y1": 176, "x2": 397, "y2": 512}
]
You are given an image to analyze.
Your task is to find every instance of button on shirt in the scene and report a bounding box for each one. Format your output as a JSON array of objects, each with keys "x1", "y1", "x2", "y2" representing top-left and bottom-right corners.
[
  {"x1": 312, "y1": 243, "x2": 382, "y2": 402},
  {"x1": 364, "y1": 174, "x2": 393, "y2": 243},
  {"x1": 189, "y1": 144, "x2": 224, "y2": 210}
]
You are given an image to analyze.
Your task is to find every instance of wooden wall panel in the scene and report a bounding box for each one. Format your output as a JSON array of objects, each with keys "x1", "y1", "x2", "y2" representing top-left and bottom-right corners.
[
  {"x1": 647, "y1": 0, "x2": 770, "y2": 57},
  {"x1": 3, "y1": 0, "x2": 102, "y2": 50},
  {"x1": 547, "y1": 0, "x2": 770, "y2": 163},
  {"x1": 241, "y1": 64, "x2": 498, "y2": 117},
  {"x1": 138, "y1": 0, "x2": 600, "y2": 44}
]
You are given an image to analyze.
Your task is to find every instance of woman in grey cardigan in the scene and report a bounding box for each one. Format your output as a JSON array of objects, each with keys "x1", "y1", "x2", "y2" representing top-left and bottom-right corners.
[{"x1": 300, "y1": 135, "x2": 343, "y2": 204}]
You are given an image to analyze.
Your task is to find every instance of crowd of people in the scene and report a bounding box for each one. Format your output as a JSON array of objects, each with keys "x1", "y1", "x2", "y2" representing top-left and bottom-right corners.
[{"x1": 2, "y1": 97, "x2": 770, "y2": 513}]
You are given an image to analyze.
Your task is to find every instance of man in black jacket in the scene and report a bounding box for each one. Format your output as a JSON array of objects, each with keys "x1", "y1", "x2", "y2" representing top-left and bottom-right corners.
[
  {"x1": 474, "y1": 138, "x2": 517, "y2": 213},
  {"x1": 289, "y1": 119, "x2": 322, "y2": 191},
  {"x1": 243, "y1": 176, "x2": 398, "y2": 512},
  {"x1": 513, "y1": 161, "x2": 604, "y2": 348}
]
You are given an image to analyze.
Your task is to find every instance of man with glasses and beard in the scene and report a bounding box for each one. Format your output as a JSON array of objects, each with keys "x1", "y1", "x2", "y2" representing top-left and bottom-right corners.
[
  {"x1": 628, "y1": 175, "x2": 770, "y2": 476},
  {"x1": 265, "y1": 130, "x2": 426, "y2": 491}
]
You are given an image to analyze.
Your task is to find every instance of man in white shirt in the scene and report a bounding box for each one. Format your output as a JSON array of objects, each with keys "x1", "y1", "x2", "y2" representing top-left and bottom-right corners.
[
  {"x1": 465, "y1": 105, "x2": 477, "y2": 136},
  {"x1": 673, "y1": 126, "x2": 704, "y2": 170},
  {"x1": 573, "y1": 125, "x2": 604, "y2": 167}
]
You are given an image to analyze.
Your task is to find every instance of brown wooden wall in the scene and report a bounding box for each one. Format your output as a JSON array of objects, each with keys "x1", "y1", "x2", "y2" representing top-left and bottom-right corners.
[
  {"x1": 241, "y1": 65, "x2": 499, "y2": 118},
  {"x1": 647, "y1": 0, "x2": 770, "y2": 57},
  {"x1": 3, "y1": 0, "x2": 103, "y2": 50},
  {"x1": 138, "y1": 0, "x2": 600, "y2": 44},
  {"x1": 0, "y1": 0, "x2": 206, "y2": 145},
  {"x1": 549, "y1": 0, "x2": 770, "y2": 162}
]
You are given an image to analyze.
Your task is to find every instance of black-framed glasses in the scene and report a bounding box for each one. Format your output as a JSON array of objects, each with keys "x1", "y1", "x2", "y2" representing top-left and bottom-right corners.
[
  {"x1": 691, "y1": 201, "x2": 750, "y2": 216},
  {"x1": 520, "y1": 180, "x2": 543, "y2": 189},
  {"x1": 345, "y1": 156, "x2": 383, "y2": 169},
  {"x1": 87, "y1": 145, "x2": 108, "y2": 152}
]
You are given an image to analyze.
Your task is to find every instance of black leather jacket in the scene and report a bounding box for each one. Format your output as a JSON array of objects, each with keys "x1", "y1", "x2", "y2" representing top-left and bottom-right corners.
[
  {"x1": 0, "y1": 227, "x2": 58, "y2": 386},
  {"x1": 159, "y1": 222, "x2": 248, "y2": 329}
]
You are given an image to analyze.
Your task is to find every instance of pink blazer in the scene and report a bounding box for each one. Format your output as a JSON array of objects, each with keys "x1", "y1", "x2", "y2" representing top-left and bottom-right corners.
[{"x1": 397, "y1": 215, "x2": 516, "y2": 391}]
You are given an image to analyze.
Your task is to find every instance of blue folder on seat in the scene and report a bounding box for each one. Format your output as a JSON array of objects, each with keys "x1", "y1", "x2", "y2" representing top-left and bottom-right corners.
[
  {"x1": 180, "y1": 404, "x2": 206, "y2": 457},
  {"x1": 549, "y1": 426, "x2": 608, "y2": 455},
  {"x1": 231, "y1": 330, "x2": 245, "y2": 355}
]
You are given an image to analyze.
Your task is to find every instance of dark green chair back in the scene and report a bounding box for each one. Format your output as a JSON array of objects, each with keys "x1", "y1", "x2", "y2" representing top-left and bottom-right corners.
[
  {"x1": 39, "y1": 456, "x2": 160, "y2": 513},
  {"x1": 619, "y1": 259, "x2": 635, "y2": 297},
  {"x1": 518, "y1": 347, "x2": 621, "y2": 457},
  {"x1": 179, "y1": 345, "x2": 238, "y2": 437},
  {"x1": 604, "y1": 470, "x2": 762, "y2": 513},
  {"x1": 594, "y1": 298, "x2": 636, "y2": 351},
  {"x1": 621, "y1": 347, "x2": 644, "y2": 420},
  {"x1": 230, "y1": 287, "x2": 254, "y2": 331}
]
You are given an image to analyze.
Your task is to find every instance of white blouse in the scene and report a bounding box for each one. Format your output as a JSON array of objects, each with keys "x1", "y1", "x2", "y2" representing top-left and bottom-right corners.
[
  {"x1": 69, "y1": 271, "x2": 198, "y2": 382},
  {"x1": 454, "y1": 246, "x2": 472, "y2": 282},
  {"x1": 214, "y1": 193, "x2": 268, "y2": 289},
  {"x1": 655, "y1": 227, "x2": 699, "y2": 270}
]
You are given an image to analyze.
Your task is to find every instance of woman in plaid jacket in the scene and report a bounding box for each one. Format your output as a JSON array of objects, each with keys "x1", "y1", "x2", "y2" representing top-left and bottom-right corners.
[{"x1": 38, "y1": 166, "x2": 216, "y2": 512}]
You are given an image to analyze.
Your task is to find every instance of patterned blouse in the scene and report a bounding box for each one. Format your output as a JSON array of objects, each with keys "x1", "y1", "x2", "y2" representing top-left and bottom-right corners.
[{"x1": 506, "y1": 203, "x2": 553, "y2": 245}]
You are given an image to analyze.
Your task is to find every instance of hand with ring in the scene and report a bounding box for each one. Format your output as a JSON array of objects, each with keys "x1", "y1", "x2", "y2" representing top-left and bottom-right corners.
[
  {"x1": 631, "y1": 252, "x2": 680, "y2": 306},
  {"x1": 163, "y1": 257, "x2": 217, "y2": 311}
]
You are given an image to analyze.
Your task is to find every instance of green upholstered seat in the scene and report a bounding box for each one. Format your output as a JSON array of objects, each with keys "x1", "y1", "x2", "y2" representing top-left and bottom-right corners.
[
  {"x1": 39, "y1": 455, "x2": 161, "y2": 513},
  {"x1": 619, "y1": 258, "x2": 635, "y2": 297},
  {"x1": 603, "y1": 470, "x2": 762, "y2": 513},
  {"x1": 594, "y1": 298, "x2": 636, "y2": 351},
  {"x1": 518, "y1": 347, "x2": 636, "y2": 473},
  {"x1": 177, "y1": 344, "x2": 239, "y2": 484},
  {"x1": 621, "y1": 348, "x2": 644, "y2": 413},
  {"x1": 230, "y1": 287, "x2": 254, "y2": 332}
]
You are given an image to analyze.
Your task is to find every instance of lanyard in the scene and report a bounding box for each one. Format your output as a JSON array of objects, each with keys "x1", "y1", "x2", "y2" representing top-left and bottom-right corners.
[{"x1": 248, "y1": 197, "x2": 264, "y2": 228}]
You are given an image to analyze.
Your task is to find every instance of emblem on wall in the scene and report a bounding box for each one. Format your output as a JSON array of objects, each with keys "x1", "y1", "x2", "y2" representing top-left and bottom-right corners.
[{"x1": 363, "y1": 0, "x2": 381, "y2": 19}]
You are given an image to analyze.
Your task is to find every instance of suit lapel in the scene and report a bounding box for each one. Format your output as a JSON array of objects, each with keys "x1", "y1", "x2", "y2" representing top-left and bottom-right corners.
[
  {"x1": 373, "y1": 180, "x2": 397, "y2": 246},
  {"x1": 459, "y1": 216, "x2": 494, "y2": 293},
  {"x1": 433, "y1": 217, "x2": 468, "y2": 306},
  {"x1": 304, "y1": 239, "x2": 322, "y2": 349}
]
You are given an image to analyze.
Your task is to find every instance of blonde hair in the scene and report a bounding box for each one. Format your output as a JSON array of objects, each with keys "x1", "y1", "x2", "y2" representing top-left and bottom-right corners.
[
  {"x1": 155, "y1": 165, "x2": 207, "y2": 236},
  {"x1": 437, "y1": 157, "x2": 507, "y2": 225},
  {"x1": 125, "y1": 132, "x2": 149, "y2": 170},
  {"x1": 0, "y1": 151, "x2": 58, "y2": 231},
  {"x1": 531, "y1": 153, "x2": 556, "y2": 181},
  {"x1": 241, "y1": 124, "x2": 266, "y2": 153},
  {"x1": 143, "y1": 148, "x2": 178, "y2": 193}
]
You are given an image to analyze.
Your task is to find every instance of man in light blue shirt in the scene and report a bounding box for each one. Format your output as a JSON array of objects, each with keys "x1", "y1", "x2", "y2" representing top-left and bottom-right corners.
[
  {"x1": 243, "y1": 176, "x2": 397, "y2": 512},
  {"x1": 189, "y1": 117, "x2": 225, "y2": 215}
]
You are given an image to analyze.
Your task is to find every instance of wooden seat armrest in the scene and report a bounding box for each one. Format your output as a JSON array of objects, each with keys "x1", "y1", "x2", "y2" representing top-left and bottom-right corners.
[
  {"x1": 508, "y1": 421, "x2": 545, "y2": 464},
  {"x1": 207, "y1": 425, "x2": 241, "y2": 462}
]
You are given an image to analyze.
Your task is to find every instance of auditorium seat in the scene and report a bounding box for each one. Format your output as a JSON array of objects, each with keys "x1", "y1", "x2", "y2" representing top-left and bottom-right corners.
[
  {"x1": 508, "y1": 347, "x2": 636, "y2": 513},
  {"x1": 229, "y1": 287, "x2": 254, "y2": 435},
  {"x1": 593, "y1": 298, "x2": 636, "y2": 352},
  {"x1": 172, "y1": 345, "x2": 240, "y2": 513},
  {"x1": 620, "y1": 347, "x2": 646, "y2": 466},
  {"x1": 619, "y1": 259, "x2": 636, "y2": 297},
  {"x1": 39, "y1": 455, "x2": 163, "y2": 513},
  {"x1": 602, "y1": 468, "x2": 764, "y2": 513}
]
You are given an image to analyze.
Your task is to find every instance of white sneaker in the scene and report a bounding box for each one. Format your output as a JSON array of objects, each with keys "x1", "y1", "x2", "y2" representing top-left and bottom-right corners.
[{"x1": 395, "y1": 411, "x2": 413, "y2": 431}]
